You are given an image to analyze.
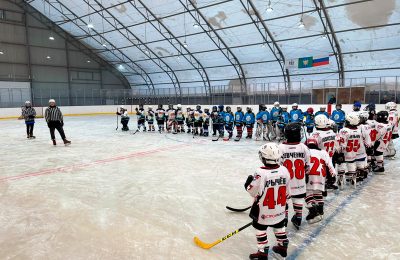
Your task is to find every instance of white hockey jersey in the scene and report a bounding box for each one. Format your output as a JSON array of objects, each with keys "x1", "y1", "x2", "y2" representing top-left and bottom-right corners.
[
  {"x1": 279, "y1": 142, "x2": 310, "y2": 196},
  {"x1": 375, "y1": 122, "x2": 393, "y2": 153},
  {"x1": 366, "y1": 119, "x2": 378, "y2": 145},
  {"x1": 388, "y1": 110, "x2": 399, "y2": 135},
  {"x1": 337, "y1": 127, "x2": 363, "y2": 162},
  {"x1": 246, "y1": 165, "x2": 291, "y2": 226},
  {"x1": 311, "y1": 129, "x2": 338, "y2": 158},
  {"x1": 307, "y1": 149, "x2": 336, "y2": 192},
  {"x1": 356, "y1": 124, "x2": 372, "y2": 160},
  {"x1": 168, "y1": 110, "x2": 176, "y2": 120}
]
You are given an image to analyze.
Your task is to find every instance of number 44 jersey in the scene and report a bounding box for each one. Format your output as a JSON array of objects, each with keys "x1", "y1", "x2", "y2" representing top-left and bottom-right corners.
[{"x1": 279, "y1": 142, "x2": 310, "y2": 196}]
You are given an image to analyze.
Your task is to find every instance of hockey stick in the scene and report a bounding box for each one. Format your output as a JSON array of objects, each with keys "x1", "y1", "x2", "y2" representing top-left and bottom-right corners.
[
  {"x1": 194, "y1": 221, "x2": 252, "y2": 249},
  {"x1": 226, "y1": 205, "x2": 251, "y2": 212},
  {"x1": 115, "y1": 108, "x2": 119, "y2": 131},
  {"x1": 131, "y1": 129, "x2": 140, "y2": 135}
]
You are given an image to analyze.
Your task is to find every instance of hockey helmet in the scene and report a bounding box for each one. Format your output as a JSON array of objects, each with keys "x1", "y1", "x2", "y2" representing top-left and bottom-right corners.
[
  {"x1": 305, "y1": 138, "x2": 319, "y2": 150},
  {"x1": 259, "y1": 142, "x2": 281, "y2": 165},
  {"x1": 359, "y1": 111, "x2": 369, "y2": 124},
  {"x1": 204, "y1": 108, "x2": 209, "y2": 113},
  {"x1": 168, "y1": 104, "x2": 174, "y2": 109},
  {"x1": 368, "y1": 110, "x2": 376, "y2": 120},
  {"x1": 315, "y1": 114, "x2": 329, "y2": 129},
  {"x1": 320, "y1": 106, "x2": 326, "y2": 111},
  {"x1": 376, "y1": 110, "x2": 389, "y2": 123},
  {"x1": 25, "y1": 101, "x2": 31, "y2": 107},
  {"x1": 259, "y1": 104, "x2": 266, "y2": 111},
  {"x1": 365, "y1": 103, "x2": 375, "y2": 112},
  {"x1": 281, "y1": 105, "x2": 288, "y2": 111},
  {"x1": 246, "y1": 106, "x2": 252, "y2": 112},
  {"x1": 196, "y1": 104, "x2": 201, "y2": 110},
  {"x1": 284, "y1": 123, "x2": 302, "y2": 143},
  {"x1": 274, "y1": 101, "x2": 280, "y2": 107},
  {"x1": 177, "y1": 104, "x2": 182, "y2": 109},
  {"x1": 158, "y1": 104, "x2": 163, "y2": 109},
  {"x1": 346, "y1": 112, "x2": 360, "y2": 126},
  {"x1": 49, "y1": 99, "x2": 56, "y2": 104},
  {"x1": 237, "y1": 106, "x2": 242, "y2": 112},
  {"x1": 292, "y1": 103, "x2": 298, "y2": 109},
  {"x1": 218, "y1": 105, "x2": 224, "y2": 112},
  {"x1": 212, "y1": 106, "x2": 217, "y2": 112},
  {"x1": 307, "y1": 107, "x2": 314, "y2": 114},
  {"x1": 119, "y1": 105, "x2": 125, "y2": 110},
  {"x1": 336, "y1": 104, "x2": 342, "y2": 109},
  {"x1": 353, "y1": 101, "x2": 362, "y2": 111},
  {"x1": 226, "y1": 106, "x2": 232, "y2": 112},
  {"x1": 385, "y1": 102, "x2": 397, "y2": 111}
]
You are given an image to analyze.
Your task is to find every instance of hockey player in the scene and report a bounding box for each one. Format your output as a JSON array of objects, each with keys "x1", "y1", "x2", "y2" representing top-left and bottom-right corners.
[
  {"x1": 166, "y1": 104, "x2": 175, "y2": 132},
  {"x1": 195, "y1": 104, "x2": 203, "y2": 114},
  {"x1": 279, "y1": 123, "x2": 310, "y2": 230},
  {"x1": 117, "y1": 106, "x2": 130, "y2": 131},
  {"x1": 20, "y1": 101, "x2": 36, "y2": 139},
  {"x1": 234, "y1": 107, "x2": 245, "y2": 141},
  {"x1": 186, "y1": 107, "x2": 194, "y2": 134},
  {"x1": 277, "y1": 106, "x2": 290, "y2": 140},
  {"x1": 337, "y1": 112, "x2": 363, "y2": 188},
  {"x1": 216, "y1": 105, "x2": 225, "y2": 139},
  {"x1": 147, "y1": 106, "x2": 155, "y2": 132},
  {"x1": 373, "y1": 111, "x2": 393, "y2": 173},
  {"x1": 255, "y1": 104, "x2": 270, "y2": 141},
  {"x1": 330, "y1": 104, "x2": 346, "y2": 131},
  {"x1": 304, "y1": 138, "x2": 336, "y2": 223},
  {"x1": 45, "y1": 99, "x2": 71, "y2": 146},
  {"x1": 311, "y1": 115, "x2": 339, "y2": 190},
  {"x1": 315, "y1": 106, "x2": 329, "y2": 118},
  {"x1": 244, "y1": 107, "x2": 255, "y2": 139},
  {"x1": 202, "y1": 108, "x2": 210, "y2": 136},
  {"x1": 224, "y1": 106, "x2": 234, "y2": 140},
  {"x1": 270, "y1": 102, "x2": 282, "y2": 140},
  {"x1": 386, "y1": 102, "x2": 398, "y2": 157},
  {"x1": 167, "y1": 109, "x2": 178, "y2": 134},
  {"x1": 304, "y1": 107, "x2": 315, "y2": 134},
  {"x1": 366, "y1": 110, "x2": 378, "y2": 170},
  {"x1": 176, "y1": 104, "x2": 185, "y2": 133},
  {"x1": 356, "y1": 111, "x2": 373, "y2": 181},
  {"x1": 245, "y1": 142, "x2": 290, "y2": 259},
  {"x1": 289, "y1": 103, "x2": 304, "y2": 124},
  {"x1": 156, "y1": 104, "x2": 166, "y2": 132},
  {"x1": 193, "y1": 110, "x2": 203, "y2": 135},
  {"x1": 135, "y1": 104, "x2": 146, "y2": 131},
  {"x1": 211, "y1": 106, "x2": 219, "y2": 137},
  {"x1": 353, "y1": 101, "x2": 362, "y2": 112}
]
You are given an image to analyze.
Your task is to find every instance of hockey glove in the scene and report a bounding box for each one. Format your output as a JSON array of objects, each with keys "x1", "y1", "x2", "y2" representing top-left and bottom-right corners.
[
  {"x1": 60, "y1": 121, "x2": 64, "y2": 127},
  {"x1": 392, "y1": 133, "x2": 399, "y2": 139},
  {"x1": 366, "y1": 146, "x2": 374, "y2": 156},
  {"x1": 244, "y1": 175, "x2": 254, "y2": 190},
  {"x1": 249, "y1": 197, "x2": 260, "y2": 221}
]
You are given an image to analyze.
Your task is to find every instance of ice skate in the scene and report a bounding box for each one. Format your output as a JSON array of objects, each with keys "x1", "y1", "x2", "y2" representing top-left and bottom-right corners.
[
  {"x1": 291, "y1": 215, "x2": 302, "y2": 230},
  {"x1": 52, "y1": 139, "x2": 56, "y2": 146},
  {"x1": 306, "y1": 205, "x2": 322, "y2": 224},
  {"x1": 373, "y1": 166, "x2": 385, "y2": 174},
  {"x1": 272, "y1": 242, "x2": 288, "y2": 258},
  {"x1": 249, "y1": 247, "x2": 269, "y2": 260},
  {"x1": 63, "y1": 139, "x2": 71, "y2": 146}
]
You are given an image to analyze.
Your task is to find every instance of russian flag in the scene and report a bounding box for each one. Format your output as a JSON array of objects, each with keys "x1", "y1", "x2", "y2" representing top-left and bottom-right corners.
[{"x1": 312, "y1": 56, "x2": 330, "y2": 67}]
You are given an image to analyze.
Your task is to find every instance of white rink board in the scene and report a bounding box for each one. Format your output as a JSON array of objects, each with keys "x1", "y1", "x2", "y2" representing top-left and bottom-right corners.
[{"x1": 0, "y1": 115, "x2": 399, "y2": 259}]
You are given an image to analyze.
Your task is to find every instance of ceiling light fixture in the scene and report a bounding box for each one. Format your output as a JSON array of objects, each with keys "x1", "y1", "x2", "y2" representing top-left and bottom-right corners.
[
  {"x1": 299, "y1": 0, "x2": 305, "y2": 29},
  {"x1": 118, "y1": 64, "x2": 125, "y2": 70},
  {"x1": 144, "y1": 49, "x2": 149, "y2": 55},
  {"x1": 183, "y1": 42, "x2": 188, "y2": 48},
  {"x1": 298, "y1": 19, "x2": 305, "y2": 28},
  {"x1": 0, "y1": 51, "x2": 4, "y2": 55},
  {"x1": 322, "y1": 33, "x2": 327, "y2": 39},
  {"x1": 46, "y1": 55, "x2": 51, "y2": 59},
  {"x1": 49, "y1": 36, "x2": 55, "y2": 40},
  {"x1": 193, "y1": 23, "x2": 200, "y2": 29},
  {"x1": 87, "y1": 23, "x2": 94, "y2": 29},
  {"x1": 266, "y1": 0, "x2": 273, "y2": 12},
  {"x1": 86, "y1": 60, "x2": 91, "y2": 63},
  {"x1": 102, "y1": 43, "x2": 107, "y2": 47}
]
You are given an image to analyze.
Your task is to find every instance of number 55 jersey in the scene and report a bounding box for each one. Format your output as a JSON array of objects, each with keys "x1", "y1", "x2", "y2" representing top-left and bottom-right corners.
[
  {"x1": 279, "y1": 142, "x2": 310, "y2": 196},
  {"x1": 337, "y1": 127, "x2": 363, "y2": 162}
]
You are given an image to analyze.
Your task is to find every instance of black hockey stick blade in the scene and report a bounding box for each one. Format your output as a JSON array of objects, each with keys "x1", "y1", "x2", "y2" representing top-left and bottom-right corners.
[{"x1": 226, "y1": 205, "x2": 251, "y2": 212}]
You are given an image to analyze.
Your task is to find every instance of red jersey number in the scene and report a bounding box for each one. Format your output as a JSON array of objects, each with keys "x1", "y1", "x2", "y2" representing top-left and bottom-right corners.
[
  {"x1": 369, "y1": 129, "x2": 378, "y2": 142},
  {"x1": 323, "y1": 141, "x2": 335, "y2": 157},
  {"x1": 282, "y1": 159, "x2": 305, "y2": 180},
  {"x1": 309, "y1": 157, "x2": 327, "y2": 177},
  {"x1": 346, "y1": 139, "x2": 360, "y2": 153},
  {"x1": 263, "y1": 186, "x2": 287, "y2": 209}
]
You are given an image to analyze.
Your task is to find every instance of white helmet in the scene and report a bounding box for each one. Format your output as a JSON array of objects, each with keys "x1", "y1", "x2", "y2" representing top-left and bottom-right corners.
[
  {"x1": 292, "y1": 103, "x2": 298, "y2": 107},
  {"x1": 120, "y1": 105, "x2": 124, "y2": 110},
  {"x1": 328, "y1": 119, "x2": 336, "y2": 128},
  {"x1": 148, "y1": 106, "x2": 153, "y2": 110},
  {"x1": 385, "y1": 102, "x2": 397, "y2": 111},
  {"x1": 281, "y1": 105, "x2": 288, "y2": 110},
  {"x1": 346, "y1": 112, "x2": 360, "y2": 126},
  {"x1": 274, "y1": 101, "x2": 280, "y2": 106},
  {"x1": 315, "y1": 114, "x2": 329, "y2": 128},
  {"x1": 259, "y1": 143, "x2": 281, "y2": 165},
  {"x1": 320, "y1": 106, "x2": 326, "y2": 110},
  {"x1": 25, "y1": 101, "x2": 31, "y2": 104},
  {"x1": 49, "y1": 99, "x2": 56, "y2": 103},
  {"x1": 177, "y1": 104, "x2": 182, "y2": 109}
]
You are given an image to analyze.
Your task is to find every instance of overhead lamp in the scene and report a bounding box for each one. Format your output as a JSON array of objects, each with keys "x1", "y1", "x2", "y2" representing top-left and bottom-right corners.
[
  {"x1": 102, "y1": 43, "x2": 107, "y2": 47},
  {"x1": 86, "y1": 60, "x2": 91, "y2": 63},
  {"x1": 144, "y1": 49, "x2": 149, "y2": 55},
  {"x1": 87, "y1": 23, "x2": 94, "y2": 29},
  {"x1": 193, "y1": 23, "x2": 200, "y2": 29},
  {"x1": 49, "y1": 36, "x2": 55, "y2": 40},
  {"x1": 266, "y1": 1, "x2": 273, "y2": 12},
  {"x1": 0, "y1": 50, "x2": 4, "y2": 55},
  {"x1": 261, "y1": 43, "x2": 267, "y2": 48},
  {"x1": 298, "y1": 18, "x2": 305, "y2": 28},
  {"x1": 46, "y1": 55, "x2": 51, "y2": 59},
  {"x1": 322, "y1": 33, "x2": 327, "y2": 39},
  {"x1": 118, "y1": 64, "x2": 125, "y2": 70},
  {"x1": 183, "y1": 42, "x2": 188, "y2": 48}
]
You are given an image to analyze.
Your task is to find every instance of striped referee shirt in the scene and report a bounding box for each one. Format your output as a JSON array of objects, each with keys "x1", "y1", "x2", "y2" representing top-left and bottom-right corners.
[
  {"x1": 45, "y1": 106, "x2": 63, "y2": 122},
  {"x1": 21, "y1": 107, "x2": 36, "y2": 122}
]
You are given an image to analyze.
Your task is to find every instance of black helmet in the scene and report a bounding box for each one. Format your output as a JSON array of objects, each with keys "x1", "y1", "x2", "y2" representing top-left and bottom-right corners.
[
  {"x1": 237, "y1": 106, "x2": 242, "y2": 112},
  {"x1": 246, "y1": 106, "x2": 252, "y2": 112},
  {"x1": 226, "y1": 106, "x2": 231, "y2": 112},
  {"x1": 196, "y1": 104, "x2": 201, "y2": 110},
  {"x1": 158, "y1": 104, "x2": 163, "y2": 109},
  {"x1": 259, "y1": 104, "x2": 266, "y2": 111},
  {"x1": 212, "y1": 106, "x2": 217, "y2": 112},
  {"x1": 376, "y1": 111, "x2": 389, "y2": 123},
  {"x1": 368, "y1": 110, "x2": 376, "y2": 120},
  {"x1": 168, "y1": 104, "x2": 173, "y2": 109},
  {"x1": 204, "y1": 108, "x2": 209, "y2": 113},
  {"x1": 284, "y1": 123, "x2": 302, "y2": 143}
]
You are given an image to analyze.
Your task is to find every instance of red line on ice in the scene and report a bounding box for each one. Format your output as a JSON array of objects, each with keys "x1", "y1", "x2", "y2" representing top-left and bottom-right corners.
[{"x1": 0, "y1": 143, "x2": 189, "y2": 182}]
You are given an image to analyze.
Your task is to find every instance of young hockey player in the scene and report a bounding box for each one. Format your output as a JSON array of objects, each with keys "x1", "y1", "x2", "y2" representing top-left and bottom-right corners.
[
  {"x1": 176, "y1": 104, "x2": 185, "y2": 133},
  {"x1": 366, "y1": 109, "x2": 378, "y2": 170},
  {"x1": 45, "y1": 99, "x2": 71, "y2": 146},
  {"x1": 270, "y1": 102, "x2": 282, "y2": 140},
  {"x1": 304, "y1": 138, "x2": 336, "y2": 223},
  {"x1": 195, "y1": 104, "x2": 203, "y2": 114},
  {"x1": 215, "y1": 105, "x2": 225, "y2": 140},
  {"x1": 193, "y1": 110, "x2": 203, "y2": 135},
  {"x1": 277, "y1": 105, "x2": 290, "y2": 140},
  {"x1": 166, "y1": 104, "x2": 175, "y2": 132},
  {"x1": 135, "y1": 104, "x2": 146, "y2": 131},
  {"x1": 356, "y1": 111, "x2": 373, "y2": 181},
  {"x1": 156, "y1": 104, "x2": 166, "y2": 133},
  {"x1": 167, "y1": 107, "x2": 178, "y2": 133},
  {"x1": 311, "y1": 115, "x2": 339, "y2": 190},
  {"x1": 245, "y1": 142, "x2": 290, "y2": 259},
  {"x1": 255, "y1": 104, "x2": 270, "y2": 141},
  {"x1": 234, "y1": 106, "x2": 245, "y2": 141},
  {"x1": 147, "y1": 106, "x2": 155, "y2": 132},
  {"x1": 244, "y1": 107, "x2": 255, "y2": 139},
  {"x1": 373, "y1": 111, "x2": 393, "y2": 173},
  {"x1": 386, "y1": 102, "x2": 398, "y2": 157},
  {"x1": 304, "y1": 107, "x2": 315, "y2": 134},
  {"x1": 224, "y1": 106, "x2": 234, "y2": 140},
  {"x1": 289, "y1": 103, "x2": 304, "y2": 124},
  {"x1": 202, "y1": 108, "x2": 210, "y2": 136},
  {"x1": 315, "y1": 106, "x2": 329, "y2": 118},
  {"x1": 279, "y1": 123, "x2": 310, "y2": 230},
  {"x1": 211, "y1": 106, "x2": 219, "y2": 137},
  {"x1": 186, "y1": 107, "x2": 194, "y2": 134},
  {"x1": 20, "y1": 101, "x2": 36, "y2": 139},
  {"x1": 330, "y1": 104, "x2": 346, "y2": 131},
  {"x1": 337, "y1": 112, "x2": 363, "y2": 188},
  {"x1": 117, "y1": 106, "x2": 130, "y2": 131},
  {"x1": 353, "y1": 101, "x2": 362, "y2": 112}
]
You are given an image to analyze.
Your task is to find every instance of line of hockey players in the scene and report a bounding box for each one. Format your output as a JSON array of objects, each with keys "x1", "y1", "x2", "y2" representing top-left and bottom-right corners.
[{"x1": 243, "y1": 102, "x2": 398, "y2": 259}]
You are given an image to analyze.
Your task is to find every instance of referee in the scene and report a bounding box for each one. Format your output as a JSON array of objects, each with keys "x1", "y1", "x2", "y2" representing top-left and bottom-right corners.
[{"x1": 45, "y1": 99, "x2": 71, "y2": 146}]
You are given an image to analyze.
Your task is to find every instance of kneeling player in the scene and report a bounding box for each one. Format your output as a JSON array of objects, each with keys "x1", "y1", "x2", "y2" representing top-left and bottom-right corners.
[
  {"x1": 245, "y1": 143, "x2": 290, "y2": 260},
  {"x1": 305, "y1": 138, "x2": 336, "y2": 223}
]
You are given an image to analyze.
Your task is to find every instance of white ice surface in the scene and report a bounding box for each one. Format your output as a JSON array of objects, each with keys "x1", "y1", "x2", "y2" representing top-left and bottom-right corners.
[{"x1": 0, "y1": 116, "x2": 399, "y2": 260}]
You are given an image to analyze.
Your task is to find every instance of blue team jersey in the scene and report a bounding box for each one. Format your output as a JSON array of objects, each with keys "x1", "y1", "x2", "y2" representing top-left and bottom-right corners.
[
  {"x1": 256, "y1": 111, "x2": 270, "y2": 124},
  {"x1": 305, "y1": 114, "x2": 315, "y2": 128},
  {"x1": 270, "y1": 107, "x2": 281, "y2": 121},
  {"x1": 224, "y1": 112, "x2": 234, "y2": 124},
  {"x1": 234, "y1": 111, "x2": 244, "y2": 125},
  {"x1": 244, "y1": 112, "x2": 255, "y2": 125},
  {"x1": 315, "y1": 111, "x2": 329, "y2": 118},
  {"x1": 217, "y1": 111, "x2": 225, "y2": 124},
  {"x1": 289, "y1": 109, "x2": 304, "y2": 123},
  {"x1": 330, "y1": 109, "x2": 345, "y2": 124}
]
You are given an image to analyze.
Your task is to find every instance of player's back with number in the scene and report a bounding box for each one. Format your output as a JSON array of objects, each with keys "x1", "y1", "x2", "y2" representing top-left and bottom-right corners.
[
  {"x1": 308, "y1": 149, "x2": 336, "y2": 191},
  {"x1": 338, "y1": 127, "x2": 362, "y2": 162},
  {"x1": 375, "y1": 122, "x2": 392, "y2": 153}
]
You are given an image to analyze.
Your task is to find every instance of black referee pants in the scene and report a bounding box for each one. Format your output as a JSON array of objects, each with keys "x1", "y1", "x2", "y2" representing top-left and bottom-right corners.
[{"x1": 48, "y1": 121, "x2": 66, "y2": 140}]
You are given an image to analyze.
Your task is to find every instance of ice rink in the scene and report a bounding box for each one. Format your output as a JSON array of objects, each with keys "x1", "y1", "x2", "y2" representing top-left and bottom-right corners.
[{"x1": 1, "y1": 115, "x2": 399, "y2": 260}]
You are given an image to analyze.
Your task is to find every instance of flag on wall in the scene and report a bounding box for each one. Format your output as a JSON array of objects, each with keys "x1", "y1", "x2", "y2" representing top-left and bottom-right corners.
[{"x1": 285, "y1": 55, "x2": 330, "y2": 69}]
